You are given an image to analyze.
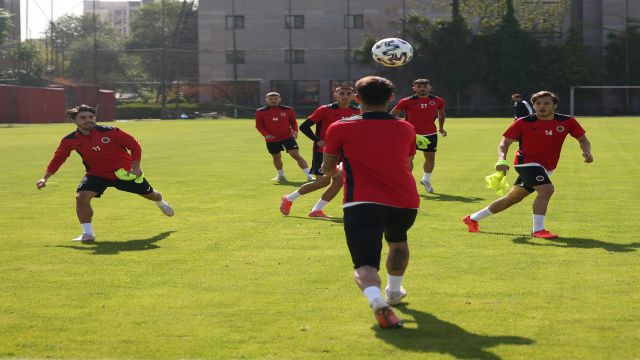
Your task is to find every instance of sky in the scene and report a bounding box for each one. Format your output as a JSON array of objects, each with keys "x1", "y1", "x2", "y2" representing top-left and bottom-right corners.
[{"x1": 20, "y1": 0, "x2": 86, "y2": 40}]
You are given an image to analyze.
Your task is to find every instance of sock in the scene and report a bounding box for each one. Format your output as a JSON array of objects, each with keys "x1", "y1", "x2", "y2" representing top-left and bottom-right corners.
[
  {"x1": 286, "y1": 191, "x2": 301, "y2": 202},
  {"x1": 387, "y1": 274, "x2": 403, "y2": 292},
  {"x1": 277, "y1": 169, "x2": 285, "y2": 176},
  {"x1": 533, "y1": 214, "x2": 545, "y2": 232},
  {"x1": 311, "y1": 199, "x2": 328, "y2": 212},
  {"x1": 363, "y1": 286, "x2": 386, "y2": 310},
  {"x1": 470, "y1": 207, "x2": 493, "y2": 221},
  {"x1": 81, "y1": 223, "x2": 93, "y2": 235},
  {"x1": 155, "y1": 200, "x2": 167, "y2": 206},
  {"x1": 422, "y1": 172, "x2": 431, "y2": 183},
  {"x1": 303, "y1": 168, "x2": 310, "y2": 175}
]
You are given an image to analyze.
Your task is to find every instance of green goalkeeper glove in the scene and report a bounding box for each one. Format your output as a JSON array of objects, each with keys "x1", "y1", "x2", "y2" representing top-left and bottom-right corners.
[
  {"x1": 114, "y1": 168, "x2": 145, "y2": 183},
  {"x1": 416, "y1": 134, "x2": 431, "y2": 150},
  {"x1": 485, "y1": 171, "x2": 509, "y2": 196}
]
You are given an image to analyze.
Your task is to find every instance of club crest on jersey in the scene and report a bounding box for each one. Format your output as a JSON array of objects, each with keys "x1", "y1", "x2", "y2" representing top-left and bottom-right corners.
[
  {"x1": 101, "y1": 137, "x2": 111, "y2": 143},
  {"x1": 556, "y1": 126, "x2": 565, "y2": 132},
  {"x1": 429, "y1": 101, "x2": 436, "y2": 105},
  {"x1": 280, "y1": 112, "x2": 286, "y2": 117},
  {"x1": 536, "y1": 175, "x2": 545, "y2": 182}
]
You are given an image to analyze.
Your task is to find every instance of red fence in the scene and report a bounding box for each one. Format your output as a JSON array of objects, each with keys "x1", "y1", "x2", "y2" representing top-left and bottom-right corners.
[
  {"x1": 0, "y1": 85, "x2": 66, "y2": 123},
  {"x1": 0, "y1": 85, "x2": 116, "y2": 123}
]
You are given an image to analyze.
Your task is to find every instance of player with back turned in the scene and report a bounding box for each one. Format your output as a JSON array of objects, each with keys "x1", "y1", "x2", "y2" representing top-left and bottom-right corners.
[{"x1": 322, "y1": 76, "x2": 419, "y2": 329}]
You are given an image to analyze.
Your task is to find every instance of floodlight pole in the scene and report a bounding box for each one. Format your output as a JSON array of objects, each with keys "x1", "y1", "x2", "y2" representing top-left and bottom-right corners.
[
  {"x1": 346, "y1": 0, "x2": 351, "y2": 86},
  {"x1": 231, "y1": 0, "x2": 238, "y2": 118},
  {"x1": 93, "y1": 0, "x2": 97, "y2": 84},
  {"x1": 625, "y1": 0, "x2": 630, "y2": 112}
]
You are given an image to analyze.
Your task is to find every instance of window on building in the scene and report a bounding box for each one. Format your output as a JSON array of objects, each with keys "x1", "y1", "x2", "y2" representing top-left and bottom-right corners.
[
  {"x1": 226, "y1": 15, "x2": 245, "y2": 29},
  {"x1": 345, "y1": 14, "x2": 364, "y2": 29},
  {"x1": 225, "y1": 50, "x2": 245, "y2": 64},
  {"x1": 285, "y1": 49, "x2": 305, "y2": 64},
  {"x1": 285, "y1": 15, "x2": 304, "y2": 29},
  {"x1": 270, "y1": 80, "x2": 319, "y2": 110}
]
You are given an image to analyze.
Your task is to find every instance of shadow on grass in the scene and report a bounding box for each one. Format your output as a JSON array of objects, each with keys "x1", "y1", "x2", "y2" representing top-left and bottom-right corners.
[
  {"x1": 421, "y1": 193, "x2": 485, "y2": 203},
  {"x1": 375, "y1": 305, "x2": 534, "y2": 359},
  {"x1": 51, "y1": 231, "x2": 176, "y2": 255},
  {"x1": 512, "y1": 236, "x2": 640, "y2": 253},
  {"x1": 272, "y1": 179, "x2": 309, "y2": 187},
  {"x1": 283, "y1": 215, "x2": 344, "y2": 224}
]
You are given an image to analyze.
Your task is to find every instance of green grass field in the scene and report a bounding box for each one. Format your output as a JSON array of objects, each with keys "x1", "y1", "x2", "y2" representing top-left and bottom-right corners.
[{"x1": 1, "y1": 117, "x2": 639, "y2": 359}]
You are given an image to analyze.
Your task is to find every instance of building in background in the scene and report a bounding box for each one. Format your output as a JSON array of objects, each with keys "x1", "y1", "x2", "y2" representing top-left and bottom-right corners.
[
  {"x1": 198, "y1": 0, "x2": 637, "y2": 115},
  {"x1": 197, "y1": 0, "x2": 447, "y2": 112},
  {"x1": 83, "y1": 0, "x2": 146, "y2": 37}
]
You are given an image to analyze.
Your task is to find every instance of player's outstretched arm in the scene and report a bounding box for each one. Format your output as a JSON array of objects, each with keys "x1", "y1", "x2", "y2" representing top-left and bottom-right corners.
[
  {"x1": 496, "y1": 137, "x2": 515, "y2": 172},
  {"x1": 577, "y1": 135, "x2": 593, "y2": 163},
  {"x1": 438, "y1": 108, "x2": 447, "y2": 136},
  {"x1": 36, "y1": 172, "x2": 53, "y2": 190}
]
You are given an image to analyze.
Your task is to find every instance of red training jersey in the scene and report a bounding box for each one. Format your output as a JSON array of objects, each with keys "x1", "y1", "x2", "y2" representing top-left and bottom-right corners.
[
  {"x1": 308, "y1": 103, "x2": 360, "y2": 151},
  {"x1": 503, "y1": 113, "x2": 586, "y2": 172},
  {"x1": 46, "y1": 125, "x2": 142, "y2": 180},
  {"x1": 323, "y1": 112, "x2": 419, "y2": 209},
  {"x1": 255, "y1": 105, "x2": 298, "y2": 142},
  {"x1": 393, "y1": 94, "x2": 445, "y2": 135}
]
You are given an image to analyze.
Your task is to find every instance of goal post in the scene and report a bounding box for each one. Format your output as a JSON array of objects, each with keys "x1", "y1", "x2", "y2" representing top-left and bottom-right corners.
[{"x1": 570, "y1": 85, "x2": 640, "y2": 116}]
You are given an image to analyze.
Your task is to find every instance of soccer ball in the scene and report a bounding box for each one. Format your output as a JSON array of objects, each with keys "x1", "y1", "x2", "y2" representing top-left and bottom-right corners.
[{"x1": 371, "y1": 38, "x2": 414, "y2": 67}]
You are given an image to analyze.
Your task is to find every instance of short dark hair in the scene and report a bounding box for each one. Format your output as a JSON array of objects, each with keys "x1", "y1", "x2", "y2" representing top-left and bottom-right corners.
[
  {"x1": 512, "y1": 93, "x2": 522, "y2": 99},
  {"x1": 531, "y1": 91, "x2": 559, "y2": 105},
  {"x1": 355, "y1": 76, "x2": 394, "y2": 106},
  {"x1": 67, "y1": 104, "x2": 96, "y2": 119},
  {"x1": 334, "y1": 85, "x2": 354, "y2": 92},
  {"x1": 413, "y1": 79, "x2": 431, "y2": 85}
]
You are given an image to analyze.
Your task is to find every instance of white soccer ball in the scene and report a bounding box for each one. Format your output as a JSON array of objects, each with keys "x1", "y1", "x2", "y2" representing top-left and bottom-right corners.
[{"x1": 371, "y1": 38, "x2": 414, "y2": 67}]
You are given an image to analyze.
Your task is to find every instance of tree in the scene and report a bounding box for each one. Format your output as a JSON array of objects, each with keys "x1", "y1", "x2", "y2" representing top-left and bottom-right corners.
[
  {"x1": 431, "y1": 0, "x2": 568, "y2": 35},
  {"x1": 604, "y1": 25, "x2": 640, "y2": 85},
  {"x1": 47, "y1": 14, "x2": 125, "y2": 84},
  {"x1": 127, "y1": 0, "x2": 198, "y2": 83},
  {"x1": 481, "y1": 0, "x2": 542, "y2": 100},
  {"x1": 9, "y1": 41, "x2": 47, "y2": 86},
  {"x1": 412, "y1": 0, "x2": 476, "y2": 112},
  {"x1": 0, "y1": 9, "x2": 11, "y2": 48}
]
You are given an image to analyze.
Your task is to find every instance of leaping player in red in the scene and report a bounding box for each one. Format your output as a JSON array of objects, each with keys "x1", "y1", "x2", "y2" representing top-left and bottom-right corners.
[{"x1": 463, "y1": 91, "x2": 593, "y2": 238}]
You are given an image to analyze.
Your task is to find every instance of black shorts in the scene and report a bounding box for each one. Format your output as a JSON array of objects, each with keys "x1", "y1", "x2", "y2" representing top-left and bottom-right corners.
[
  {"x1": 310, "y1": 151, "x2": 324, "y2": 175},
  {"x1": 417, "y1": 133, "x2": 438, "y2": 152},
  {"x1": 514, "y1": 165, "x2": 551, "y2": 193},
  {"x1": 77, "y1": 175, "x2": 154, "y2": 198},
  {"x1": 266, "y1": 137, "x2": 299, "y2": 154},
  {"x1": 343, "y1": 203, "x2": 417, "y2": 270}
]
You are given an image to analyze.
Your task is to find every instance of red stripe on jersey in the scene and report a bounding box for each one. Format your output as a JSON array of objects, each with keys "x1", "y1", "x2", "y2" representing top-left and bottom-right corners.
[
  {"x1": 255, "y1": 106, "x2": 298, "y2": 142},
  {"x1": 503, "y1": 114, "x2": 586, "y2": 171},
  {"x1": 323, "y1": 112, "x2": 419, "y2": 209},
  {"x1": 46, "y1": 126, "x2": 141, "y2": 180},
  {"x1": 307, "y1": 103, "x2": 360, "y2": 151},
  {"x1": 394, "y1": 95, "x2": 445, "y2": 135}
]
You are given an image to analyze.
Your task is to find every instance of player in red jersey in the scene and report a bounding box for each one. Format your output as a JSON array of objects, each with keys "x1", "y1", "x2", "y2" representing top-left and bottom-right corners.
[
  {"x1": 255, "y1": 92, "x2": 313, "y2": 182},
  {"x1": 35, "y1": 105, "x2": 174, "y2": 242},
  {"x1": 322, "y1": 76, "x2": 419, "y2": 329},
  {"x1": 391, "y1": 78, "x2": 446, "y2": 193},
  {"x1": 280, "y1": 86, "x2": 360, "y2": 218},
  {"x1": 463, "y1": 91, "x2": 593, "y2": 238}
]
